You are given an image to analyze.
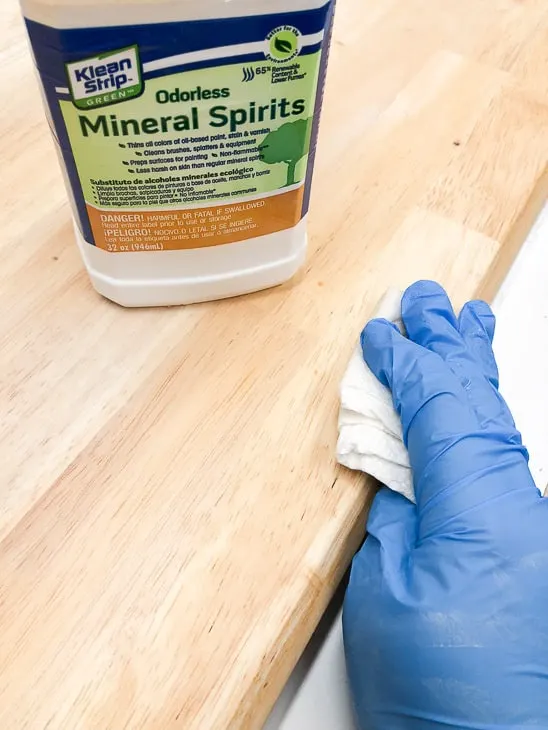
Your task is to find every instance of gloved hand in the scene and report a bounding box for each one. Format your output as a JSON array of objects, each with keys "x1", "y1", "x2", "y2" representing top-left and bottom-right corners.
[{"x1": 343, "y1": 280, "x2": 548, "y2": 730}]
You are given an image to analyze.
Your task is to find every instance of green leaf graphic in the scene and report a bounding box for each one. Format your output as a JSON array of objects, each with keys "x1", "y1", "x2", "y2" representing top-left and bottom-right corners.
[{"x1": 274, "y1": 38, "x2": 294, "y2": 54}]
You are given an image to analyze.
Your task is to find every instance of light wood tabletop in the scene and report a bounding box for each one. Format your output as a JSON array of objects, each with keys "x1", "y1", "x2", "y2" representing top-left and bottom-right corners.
[{"x1": 1, "y1": 1, "x2": 548, "y2": 728}]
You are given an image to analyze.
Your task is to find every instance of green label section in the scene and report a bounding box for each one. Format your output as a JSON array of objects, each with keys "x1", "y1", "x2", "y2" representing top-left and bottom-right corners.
[{"x1": 61, "y1": 53, "x2": 321, "y2": 210}]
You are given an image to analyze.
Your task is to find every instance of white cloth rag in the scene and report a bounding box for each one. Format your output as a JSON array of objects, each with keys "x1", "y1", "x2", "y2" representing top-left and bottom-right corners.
[{"x1": 337, "y1": 288, "x2": 415, "y2": 503}]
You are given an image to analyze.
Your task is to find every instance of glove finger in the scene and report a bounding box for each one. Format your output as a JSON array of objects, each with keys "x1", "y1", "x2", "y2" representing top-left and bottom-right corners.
[
  {"x1": 361, "y1": 319, "x2": 531, "y2": 517},
  {"x1": 457, "y1": 299, "x2": 521, "y2": 434},
  {"x1": 401, "y1": 280, "x2": 461, "y2": 355},
  {"x1": 460, "y1": 299, "x2": 496, "y2": 342},
  {"x1": 403, "y1": 282, "x2": 493, "y2": 379},
  {"x1": 402, "y1": 281, "x2": 512, "y2": 429},
  {"x1": 361, "y1": 318, "x2": 478, "y2": 448},
  {"x1": 458, "y1": 300, "x2": 499, "y2": 388}
]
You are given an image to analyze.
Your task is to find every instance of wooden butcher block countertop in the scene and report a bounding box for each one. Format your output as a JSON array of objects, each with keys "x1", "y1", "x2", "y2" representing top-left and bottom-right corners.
[{"x1": 1, "y1": 1, "x2": 548, "y2": 728}]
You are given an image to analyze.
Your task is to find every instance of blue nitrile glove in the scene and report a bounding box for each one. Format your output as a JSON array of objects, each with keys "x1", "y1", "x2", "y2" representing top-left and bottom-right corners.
[{"x1": 343, "y1": 280, "x2": 548, "y2": 730}]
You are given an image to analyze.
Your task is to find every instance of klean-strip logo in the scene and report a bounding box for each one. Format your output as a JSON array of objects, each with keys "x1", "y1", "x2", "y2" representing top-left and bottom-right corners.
[{"x1": 66, "y1": 45, "x2": 143, "y2": 110}]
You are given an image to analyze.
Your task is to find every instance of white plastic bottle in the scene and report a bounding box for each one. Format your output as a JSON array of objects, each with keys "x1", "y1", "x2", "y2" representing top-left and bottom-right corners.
[{"x1": 21, "y1": 0, "x2": 336, "y2": 306}]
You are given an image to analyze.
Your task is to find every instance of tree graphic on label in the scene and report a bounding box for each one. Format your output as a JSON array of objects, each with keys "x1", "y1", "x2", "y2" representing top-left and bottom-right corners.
[{"x1": 259, "y1": 118, "x2": 312, "y2": 188}]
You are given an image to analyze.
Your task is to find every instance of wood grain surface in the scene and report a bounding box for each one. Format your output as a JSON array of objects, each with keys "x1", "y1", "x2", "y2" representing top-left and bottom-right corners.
[{"x1": 1, "y1": 1, "x2": 548, "y2": 728}]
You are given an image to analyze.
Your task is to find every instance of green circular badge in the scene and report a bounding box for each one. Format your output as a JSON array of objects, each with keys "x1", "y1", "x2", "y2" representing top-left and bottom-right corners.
[{"x1": 266, "y1": 26, "x2": 302, "y2": 63}]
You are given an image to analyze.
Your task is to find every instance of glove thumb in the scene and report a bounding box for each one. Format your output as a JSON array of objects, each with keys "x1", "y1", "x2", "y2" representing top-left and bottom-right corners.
[{"x1": 349, "y1": 488, "x2": 416, "y2": 598}]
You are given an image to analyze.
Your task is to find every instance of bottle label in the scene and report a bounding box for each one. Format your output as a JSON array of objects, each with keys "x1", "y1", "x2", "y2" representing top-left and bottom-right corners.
[{"x1": 26, "y1": 4, "x2": 335, "y2": 253}]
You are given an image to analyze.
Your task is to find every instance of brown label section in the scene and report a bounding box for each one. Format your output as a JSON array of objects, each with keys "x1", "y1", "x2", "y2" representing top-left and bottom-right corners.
[{"x1": 87, "y1": 187, "x2": 305, "y2": 253}]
